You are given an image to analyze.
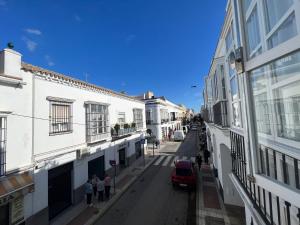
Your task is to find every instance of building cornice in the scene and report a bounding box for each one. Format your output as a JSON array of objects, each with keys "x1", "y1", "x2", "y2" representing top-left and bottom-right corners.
[{"x1": 21, "y1": 62, "x2": 144, "y2": 104}]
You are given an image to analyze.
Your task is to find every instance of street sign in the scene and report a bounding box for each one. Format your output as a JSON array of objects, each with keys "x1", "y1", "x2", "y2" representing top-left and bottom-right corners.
[{"x1": 109, "y1": 160, "x2": 116, "y2": 166}]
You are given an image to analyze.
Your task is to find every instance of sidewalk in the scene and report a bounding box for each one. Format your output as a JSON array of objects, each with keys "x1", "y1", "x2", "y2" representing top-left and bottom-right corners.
[
  {"x1": 50, "y1": 153, "x2": 158, "y2": 225},
  {"x1": 196, "y1": 164, "x2": 246, "y2": 225}
]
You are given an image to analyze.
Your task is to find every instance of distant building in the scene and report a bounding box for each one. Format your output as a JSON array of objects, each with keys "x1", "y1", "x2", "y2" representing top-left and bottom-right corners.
[
  {"x1": 0, "y1": 48, "x2": 146, "y2": 224},
  {"x1": 139, "y1": 91, "x2": 187, "y2": 141},
  {"x1": 202, "y1": 0, "x2": 300, "y2": 225}
]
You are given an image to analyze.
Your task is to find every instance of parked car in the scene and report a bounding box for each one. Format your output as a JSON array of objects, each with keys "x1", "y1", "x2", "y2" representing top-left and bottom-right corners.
[
  {"x1": 171, "y1": 160, "x2": 196, "y2": 189},
  {"x1": 173, "y1": 130, "x2": 185, "y2": 141}
]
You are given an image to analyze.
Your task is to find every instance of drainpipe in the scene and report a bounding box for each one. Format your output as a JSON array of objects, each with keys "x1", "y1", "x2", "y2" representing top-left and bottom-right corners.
[{"x1": 31, "y1": 73, "x2": 36, "y2": 166}]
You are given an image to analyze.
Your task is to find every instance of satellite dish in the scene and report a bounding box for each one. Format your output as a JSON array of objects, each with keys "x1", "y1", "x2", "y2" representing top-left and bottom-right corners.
[{"x1": 229, "y1": 51, "x2": 236, "y2": 70}]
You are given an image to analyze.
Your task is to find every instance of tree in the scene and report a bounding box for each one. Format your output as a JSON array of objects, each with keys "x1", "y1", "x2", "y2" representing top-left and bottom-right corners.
[{"x1": 114, "y1": 124, "x2": 120, "y2": 135}]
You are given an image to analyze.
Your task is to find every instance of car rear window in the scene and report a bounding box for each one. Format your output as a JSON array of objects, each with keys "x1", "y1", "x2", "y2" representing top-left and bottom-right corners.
[{"x1": 176, "y1": 168, "x2": 192, "y2": 176}]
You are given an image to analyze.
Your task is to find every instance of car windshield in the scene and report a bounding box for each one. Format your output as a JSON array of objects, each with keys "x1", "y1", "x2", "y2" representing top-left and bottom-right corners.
[{"x1": 176, "y1": 168, "x2": 192, "y2": 176}]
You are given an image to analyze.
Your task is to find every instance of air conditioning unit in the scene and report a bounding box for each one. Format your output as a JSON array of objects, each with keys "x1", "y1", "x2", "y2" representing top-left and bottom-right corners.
[{"x1": 76, "y1": 147, "x2": 90, "y2": 160}]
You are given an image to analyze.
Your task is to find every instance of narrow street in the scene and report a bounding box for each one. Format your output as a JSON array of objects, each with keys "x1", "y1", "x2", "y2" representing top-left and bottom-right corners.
[{"x1": 94, "y1": 130, "x2": 198, "y2": 225}]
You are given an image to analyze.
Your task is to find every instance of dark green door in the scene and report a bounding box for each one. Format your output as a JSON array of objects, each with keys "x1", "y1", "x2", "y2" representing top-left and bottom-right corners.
[
  {"x1": 119, "y1": 148, "x2": 126, "y2": 167},
  {"x1": 88, "y1": 156, "x2": 105, "y2": 180}
]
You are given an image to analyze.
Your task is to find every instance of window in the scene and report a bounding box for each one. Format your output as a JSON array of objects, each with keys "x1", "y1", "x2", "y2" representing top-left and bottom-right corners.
[
  {"x1": 267, "y1": 13, "x2": 297, "y2": 49},
  {"x1": 86, "y1": 103, "x2": 110, "y2": 143},
  {"x1": 250, "y1": 50, "x2": 300, "y2": 146},
  {"x1": 146, "y1": 110, "x2": 152, "y2": 124},
  {"x1": 263, "y1": 0, "x2": 293, "y2": 33},
  {"x1": 225, "y1": 23, "x2": 234, "y2": 51},
  {"x1": 263, "y1": 0, "x2": 297, "y2": 49},
  {"x1": 246, "y1": 5, "x2": 261, "y2": 55},
  {"x1": 243, "y1": 0, "x2": 252, "y2": 14},
  {"x1": 0, "y1": 117, "x2": 6, "y2": 176},
  {"x1": 49, "y1": 101, "x2": 73, "y2": 134},
  {"x1": 118, "y1": 112, "x2": 126, "y2": 128},
  {"x1": 133, "y1": 109, "x2": 143, "y2": 129}
]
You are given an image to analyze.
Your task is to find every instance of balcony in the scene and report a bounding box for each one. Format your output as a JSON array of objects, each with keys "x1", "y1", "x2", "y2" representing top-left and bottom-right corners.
[
  {"x1": 230, "y1": 131, "x2": 300, "y2": 225},
  {"x1": 161, "y1": 119, "x2": 169, "y2": 124},
  {"x1": 86, "y1": 132, "x2": 111, "y2": 144},
  {"x1": 111, "y1": 127, "x2": 137, "y2": 140},
  {"x1": 213, "y1": 100, "x2": 228, "y2": 127},
  {"x1": 146, "y1": 120, "x2": 153, "y2": 125}
]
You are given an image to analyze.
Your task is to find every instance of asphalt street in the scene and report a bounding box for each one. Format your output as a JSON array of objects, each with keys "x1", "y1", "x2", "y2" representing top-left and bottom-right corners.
[{"x1": 94, "y1": 130, "x2": 198, "y2": 225}]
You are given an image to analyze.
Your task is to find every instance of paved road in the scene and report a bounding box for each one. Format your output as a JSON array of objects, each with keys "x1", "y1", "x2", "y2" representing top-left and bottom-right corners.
[{"x1": 95, "y1": 130, "x2": 198, "y2": 225}]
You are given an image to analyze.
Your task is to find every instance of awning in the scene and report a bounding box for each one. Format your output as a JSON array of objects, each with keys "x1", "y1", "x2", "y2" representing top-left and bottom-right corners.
[{"x1": 0, "y1": 171, "x2": 34, "y2": 199}]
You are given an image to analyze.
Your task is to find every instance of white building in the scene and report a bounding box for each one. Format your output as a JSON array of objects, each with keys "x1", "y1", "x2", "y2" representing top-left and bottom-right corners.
[
  {"x1": 202, "y1": 0, "x2": 300, "y2": 224},
  {"x1": 0, "y1": 48, "x2": 146, "y2": 224},
  {"x1": 140, "y1": 91, "x2": 186, "y2": 141}
]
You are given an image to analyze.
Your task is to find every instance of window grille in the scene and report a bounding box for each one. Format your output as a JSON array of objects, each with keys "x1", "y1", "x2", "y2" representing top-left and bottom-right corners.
[{"x1": 49, "y1": 102, "x2": 73, "y2": 134}]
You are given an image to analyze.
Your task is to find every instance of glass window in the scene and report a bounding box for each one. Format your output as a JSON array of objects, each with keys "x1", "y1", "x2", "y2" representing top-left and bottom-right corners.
[
  {"x1": 267, "y1": 13, "x2": 297, "y2": 49},
  {"x1": 246, "y1": 5, "x2": 261, "y2": 54},
  {"x1": 263, "y1": 0, "x2": 293, "y2": 33},
  {"x1": 133, "y1": 109, "x2": 143, "y2": 129},
  {"x1": 243, "y1": 0, "x2": 252, "y2": 14},
  {"x1": 49, "y1": 102, "x2": 72, "y2": 134},
  {"x1": 232, "y1": 102, "x2": 241, "y2": 127},
  {"x1": 230, "y1": 77, "x2": 238, "y2": 100},
  {"x1": 118, "y1": 112, "x2": 126, "y2": 127},
  {"x1": 86, "y1": 104, "x2": 110, "y2": 143},
  {"x1": 225, "y1": 24, "x2": 234, "y2": 51},
  {"x1": 250, "y1": 50, "x2": 300, "y2": 144}
]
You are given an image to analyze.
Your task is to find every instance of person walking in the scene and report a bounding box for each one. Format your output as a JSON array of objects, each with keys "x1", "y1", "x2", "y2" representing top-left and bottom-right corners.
[
  {"x1": 196, "y1": 154, "x2": 202, "y2": 170},
  {"x1": 92, "y1": 175, "x2": 98, "y2": 197},
  {"x1": 97, "y1": 178, "x2": 104, "y2": 202},
  {"x1": 84, "y1": 179, "x2": 93, "y2": 206},
  {"x1": 104, "y1": 174, "x2": 111, "y2": 200},
  {"x1": 204, "y1": 150, "x2": 210, "y2": 164}
]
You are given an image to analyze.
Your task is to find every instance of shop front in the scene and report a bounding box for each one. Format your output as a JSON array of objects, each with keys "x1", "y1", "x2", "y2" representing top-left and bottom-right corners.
[{"x1": 0, "y1": 171, "x2": 34, "y2": 225}]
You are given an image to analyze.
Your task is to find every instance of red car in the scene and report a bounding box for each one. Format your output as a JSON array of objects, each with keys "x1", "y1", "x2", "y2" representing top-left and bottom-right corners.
[{"x1": 171, "y1": 160, "x2": 196, "y2": 189}]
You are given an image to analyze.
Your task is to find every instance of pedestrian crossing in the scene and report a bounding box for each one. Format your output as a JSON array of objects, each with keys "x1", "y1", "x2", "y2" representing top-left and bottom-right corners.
[{"x1": 153, "y1": 155, "x2": 196, "y2": 168}]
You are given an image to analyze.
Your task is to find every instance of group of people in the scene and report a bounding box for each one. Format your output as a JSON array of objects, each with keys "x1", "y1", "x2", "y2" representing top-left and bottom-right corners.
[{"x1": 85, "y1": 174, "x2": 111, "y2": 206}]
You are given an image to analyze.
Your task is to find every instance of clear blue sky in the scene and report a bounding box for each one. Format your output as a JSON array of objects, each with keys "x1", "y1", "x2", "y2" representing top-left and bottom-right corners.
[{"x1": 0, "y1": 0, "x2": 226, "y2": 112}]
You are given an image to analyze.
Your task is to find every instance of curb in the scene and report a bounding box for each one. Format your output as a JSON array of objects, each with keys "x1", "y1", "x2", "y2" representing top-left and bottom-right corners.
[{"x1": 86, "y1": 155, "x2": 158, "y2": 225}]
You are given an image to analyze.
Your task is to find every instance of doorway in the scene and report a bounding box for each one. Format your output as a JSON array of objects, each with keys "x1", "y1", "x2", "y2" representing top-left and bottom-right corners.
[
  {"x1": 118, "y1": 148, "x2": 126, "y2": 167},
  {"x1": 88, "y1": 155, "x2": 105, "y2": 180},
  {"x1": 48, "y1": 162, "x2": 73, "y2": 220}
]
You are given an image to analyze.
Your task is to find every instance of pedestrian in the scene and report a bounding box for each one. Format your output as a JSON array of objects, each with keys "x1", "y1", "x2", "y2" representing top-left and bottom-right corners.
[
  {"x1": 196, "y1": 154, "x2": 202, "y2": 170},
  {"x1": 104, "y1": 174, "x2": 111, "y2": 200},
  {"x1": 155, "y1": 139, "x2": 160, "y2": 149},
  {"x1": 85, "y1": 179, "x2": 93, "y2": 206},
  {"x1": 204, "y1": 150, "x2": 210, "y2": 164},
  {"x1": 97, "y1": 178, "x2": 104, "y2": 202},
  {"x1": 92, "y1": 174, "x2": 98, "y2": 197}
]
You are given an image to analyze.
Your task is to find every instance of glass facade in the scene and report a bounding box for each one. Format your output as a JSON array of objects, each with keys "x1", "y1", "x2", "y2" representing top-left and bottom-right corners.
[
  {"x1": 250, "y1": 50, "x2": 300, "y2": 143},
  {"x1": 86, "y1": 104, "x2": 110, "y2": 143},
  {"x1": 246, "y1": 5, "x2": 261, "y2": 54}
]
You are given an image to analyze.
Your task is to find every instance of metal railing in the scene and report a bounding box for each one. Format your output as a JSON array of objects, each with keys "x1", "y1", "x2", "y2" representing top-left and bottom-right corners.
[
  {"x1": 146, "y1": 120, "x2": 153, "y2": 125},
  {"x1": 213, "y1": 100, "x2": 228, "y2": 127},
  {"x1": 111, "y1": 127, "x2": 136, "y2": 137},
  {"x1": 230, "y1": 131, "x2": 300, "y2": 225}
]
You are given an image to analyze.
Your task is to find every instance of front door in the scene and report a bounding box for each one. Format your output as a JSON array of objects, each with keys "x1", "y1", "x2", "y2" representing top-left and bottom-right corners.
[
  {"x1": 0, "y1": 203, "x2": 9, "y2": 225},
  {"x1": 48, "y1": 162, "x2": 73, "y2": 220},
  {"x1": 119, "y1": 148, "x2": 126, "y2": 167},
  {"x1": 88, "y1": 155, "x2": 105, "y2": 180},
  {"x1": 135, "y1": 141, "x2": 142, "y2": 158}
]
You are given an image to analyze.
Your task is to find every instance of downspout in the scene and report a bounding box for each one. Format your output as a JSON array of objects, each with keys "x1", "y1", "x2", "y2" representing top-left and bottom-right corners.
[{"x1": 31, "y1": 73, "x2": 36, "y2": 166}]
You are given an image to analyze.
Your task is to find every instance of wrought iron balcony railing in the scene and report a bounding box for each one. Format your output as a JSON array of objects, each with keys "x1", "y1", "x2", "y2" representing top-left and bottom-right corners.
[{"x1": 230, "y1": 131, "x2": 300, "y2": 225}]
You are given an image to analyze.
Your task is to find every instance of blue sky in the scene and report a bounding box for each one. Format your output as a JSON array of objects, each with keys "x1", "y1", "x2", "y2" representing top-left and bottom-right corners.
[{"x1": 0, "y1": 0, "x2": 226, "y2": 112}]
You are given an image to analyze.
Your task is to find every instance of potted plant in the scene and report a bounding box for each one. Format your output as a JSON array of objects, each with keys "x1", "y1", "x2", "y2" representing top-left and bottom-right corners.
[
  {"x1": 124, "y1": 123, "x2": 130, "y2": 130},
  {"x1": 131, "y1": 122, "x2": 136, "y2": 128},
  {"x1": 114, "y1": 123, "x2": 120, "y2": 135}
]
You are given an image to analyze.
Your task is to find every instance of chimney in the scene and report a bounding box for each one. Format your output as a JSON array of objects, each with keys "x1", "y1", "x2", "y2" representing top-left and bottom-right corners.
[
  {"x1": 145, "y1": 91, "x2": 154, "y2": 99},
  {"x1": 0, "y1": 48, "x2": 22, "y2": 79}
]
